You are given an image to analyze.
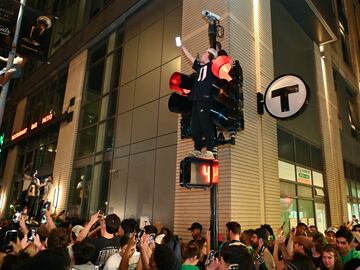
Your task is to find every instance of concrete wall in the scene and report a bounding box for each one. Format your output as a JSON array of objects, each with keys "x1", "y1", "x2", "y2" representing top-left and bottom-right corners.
[{"x1": 108, "y1": 0, "x2": 182, "y2": 229}]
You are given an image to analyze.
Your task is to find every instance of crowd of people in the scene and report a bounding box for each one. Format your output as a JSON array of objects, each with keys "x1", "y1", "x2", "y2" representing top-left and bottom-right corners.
[{"x1": 1, "y1": 209, "x2": 360, "y2": 270}]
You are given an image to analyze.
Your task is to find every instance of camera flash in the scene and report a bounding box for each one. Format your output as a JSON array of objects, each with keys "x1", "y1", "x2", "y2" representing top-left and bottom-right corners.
[{"x1": 175, "y1": 36, "x2": 182, "y2": 47}]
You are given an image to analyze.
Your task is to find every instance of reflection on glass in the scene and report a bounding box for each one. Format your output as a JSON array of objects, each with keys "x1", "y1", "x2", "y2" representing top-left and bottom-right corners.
[
  {"x1": 85, "y1": 62, "x2": 105, "y2": 102},
  {"x1": 298, "y1": 199, "x2": 315, "y2": 223},
  {"x1": 80, "y1": 100, "x2": 100, "y2": 128},
  {"x1": 315, "y1": 203, "x2": 327, "y2": 234},
  {"x1": 77, "y1": 126, "x2": 97, "y2": 156},
  {"x1": 280, "y1": 197, "x2": 297, "y2": 236},
  {"x1": 68, "y1": 166, "x2": 92, "y2": 218}
]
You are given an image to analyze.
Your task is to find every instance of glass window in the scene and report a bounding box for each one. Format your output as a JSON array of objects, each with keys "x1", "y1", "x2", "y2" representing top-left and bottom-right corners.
[
  {"x1": 297, "y1": 185, "x2": 313, "y2": 198},
  {"x1": 351, "y1": 182, "x2": 357, "y2": 198},
  {"x1": 77, "y1": 126, "x2": 97, "y2": 156},
  {"x1": 80, "y1": 100, "x2": 100, "y2": 128},
  {"x1": 44, "y1": 142, "x2": 57, "y2": 166},
  {"x1": 89, "y1": 43, "x2": 107, "y2": 65},
  {"x1": 107, "y1": 91, "x2": 118, "y2": 116},
  {"x1": 109, "y1": 49, "x2": 122, "y2": 90},
  {"x1": 84, "y1": 62, "x2": 105, "y2": 102},
  {"x1": 313, "y1": 171, "x2": 324, "y2": 187},
  {"x1": 278, "y1": 129, "x2": 294, "y2": 161},
  {"x1": 280, "y1": 182, "x2": 296, "y2": 197},
  {"x1": 96, "y1": 119, "x2": 115, "y2": 152},
  {"x1": 280, "y1": 197, "x2": 297, "y2": 235},
  {"x1": 298, "y1": 199, "x2": 315, "y2": 224},
  {"x1": 315, "y1": 203, "x2": 327, "y2": 234},
  {"x1": 68, "y1": 165, "x2": 93, "y2": 218},
  {"x1": 311, "y1": 146, "x2": 322, "y2": 171},
  {"x1": 104, "y1": 119, "x2": 115, "y2": 151},
  {"x1": 352, "y1": 204, "x2": 359, "y2": 219},
  {"x1": 295, "y1": 138, "x2": 311, "y2": 167}
]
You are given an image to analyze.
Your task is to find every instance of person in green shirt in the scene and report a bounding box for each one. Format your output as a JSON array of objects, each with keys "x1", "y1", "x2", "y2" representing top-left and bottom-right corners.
[
  {"x1": 335, "y1": 228, "x2": 360, "y2": 265},
  {"x1": 182, "y1": 242, "x2": 200, "y2": 270}
]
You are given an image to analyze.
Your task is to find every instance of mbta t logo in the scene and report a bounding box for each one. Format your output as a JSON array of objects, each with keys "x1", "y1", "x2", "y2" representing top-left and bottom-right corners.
[{"x1": 263, "y1": 74, "x2": 310, "y2": 120}]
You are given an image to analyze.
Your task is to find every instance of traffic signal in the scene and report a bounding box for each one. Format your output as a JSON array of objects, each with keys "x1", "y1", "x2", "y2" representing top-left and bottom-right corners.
[
  {"x1": 211, "y1": 57, "x2": 244, "y2": 131},
  {"x1": 168, "y1": 72, "x2": 195, "y2": 138},
  {"x1": 180, "y1": 156, "x2": 219, "y2": 188}
]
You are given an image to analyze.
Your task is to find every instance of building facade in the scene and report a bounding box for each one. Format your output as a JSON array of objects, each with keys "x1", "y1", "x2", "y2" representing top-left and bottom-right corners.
[{"x1": 0, "y1": 0, "x2": 359, "y2": 240}]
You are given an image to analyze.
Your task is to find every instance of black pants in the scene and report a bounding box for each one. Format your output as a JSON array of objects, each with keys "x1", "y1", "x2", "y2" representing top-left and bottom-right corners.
[{"x1": 191, "y1": 101, "x2": 215, "y2": 151}]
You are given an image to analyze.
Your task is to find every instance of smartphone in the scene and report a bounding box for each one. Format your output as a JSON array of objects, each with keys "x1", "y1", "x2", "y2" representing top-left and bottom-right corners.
[
  {"x1": 148, "y1": 233, "x2": 155, "y2": 244},
  {"x1": 40, "y1": 202, "x2": 51, "y2": 224},
  {"x1": 3, "y1": 230, "x2": 18, "y2": 252},
  {"x1": 27, "y1": 227, "x2": 37, "y2": 242},
  {"x1": 175, "y1": 36, "x2": 182, "y2": 47},
  {"x1": 205, "y1": 250, "x2": 216, "y2": 266},
  {"x1": 136, "y1": 230, "x2": 144, "y2": 244},
  {"x1": 13, "y1": 212, "x2": 21, "y2": 223},
  {"x1": 280, "y1": 221, "x2": 285, "y2": 229}
]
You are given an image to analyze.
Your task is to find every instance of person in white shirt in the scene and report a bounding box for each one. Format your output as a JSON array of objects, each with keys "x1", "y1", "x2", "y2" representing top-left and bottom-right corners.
[{"x1": 103, "y1": 235, "x2": 140, "y2": 270}]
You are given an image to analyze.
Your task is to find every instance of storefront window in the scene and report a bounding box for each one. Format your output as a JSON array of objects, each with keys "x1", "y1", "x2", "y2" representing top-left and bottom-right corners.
[
  {"x1": 315, "y1": 203, "x2": 327, "y2": 233},
  {"x1": 68, "y1": 166, "x2": 92, "y2": 217},
  {"x1": 77, "y1": 126, "x2": 97, "y2": 156},
  {"x1": 72, "y1": 29, "x2": 122, "y2": 217},
  {"x1": 278, "y1": 129, "x2": 325, "y2": 231},
  {"x1": 280, "y1": 197, "x2": 297, "y2": 235},
  {"x1": 80, "y1": 100, "x2": 100, "y2": 128},
  {"x1": 298, "y1": 199, "x2": 315, "y2": 224}
]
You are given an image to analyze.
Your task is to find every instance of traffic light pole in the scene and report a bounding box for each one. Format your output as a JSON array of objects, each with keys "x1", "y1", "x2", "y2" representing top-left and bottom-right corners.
[
  {"x1": 0, "y1": 0, "x2": 26, "y2": 129},
  {"x1": 208, "y1": 19, "x2": 218, "y2": 251},
  {"x1": 208, "y1": 20, "x2": 217, "y2": 49}
]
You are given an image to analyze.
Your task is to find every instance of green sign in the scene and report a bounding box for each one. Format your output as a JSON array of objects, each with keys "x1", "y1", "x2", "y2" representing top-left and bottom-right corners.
[
  {"x1": 0, "y1": 133, "x2": 4, "y2": 153},
  {"x1": 296, "y1": 166, "x2": 312, "y2": 185}
]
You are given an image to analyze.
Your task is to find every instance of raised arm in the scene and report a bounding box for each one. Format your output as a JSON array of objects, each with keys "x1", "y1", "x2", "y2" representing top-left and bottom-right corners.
[
  {"x1": 76, "y1": 211, "x2": 100, "y2": 242},
  {"x1": 181, "y1": 45, "x2": 195, "y2": 64},
  {"x1": 0, "y1": 56, "x2": 7, "y2": 62}
]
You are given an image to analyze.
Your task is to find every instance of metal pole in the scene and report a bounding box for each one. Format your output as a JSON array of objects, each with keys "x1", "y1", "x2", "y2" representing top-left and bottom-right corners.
[
  {"x1": 210, "y1": 180, "x2": 218, "y2": 250},
  {"x1": 208, "y1": 20, "x2": 217, "y2": 49},
  {"x1": 208, "y1": 19, "x2": 218, "y2": 251},
  {"x1": 0, "y1": 0, "x2": 26, "y2": 128}
]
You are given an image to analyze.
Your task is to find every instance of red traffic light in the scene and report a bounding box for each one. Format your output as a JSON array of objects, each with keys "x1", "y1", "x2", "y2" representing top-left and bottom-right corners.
[
  {"x1": 211, "y1": 55, "x2": 233, "y2": 81},
  {"x1": 169, "y1": 72, "x2": 194, "y2": 95}
]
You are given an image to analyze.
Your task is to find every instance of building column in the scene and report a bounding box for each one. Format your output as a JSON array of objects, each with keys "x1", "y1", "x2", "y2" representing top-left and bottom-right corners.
[
  {"x1": 0, "y1": 98, "x2": 27, "y2": 218},
  {"x1": 314, "y1": 46, "x2": 348, "y2": 226},
  {"x1": 52, "y1": 50, "x2": 87, "y2": 213},
  {"x1": 174, "y1": 0, "x2": 279, "y2": 241}
]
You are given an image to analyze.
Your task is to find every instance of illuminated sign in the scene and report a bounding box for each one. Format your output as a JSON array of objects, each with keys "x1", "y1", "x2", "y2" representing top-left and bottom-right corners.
[
  {"x1": 41, "y1": 113, "x2": 53, "y2": 124},
  {"x1": 180, "y1": 157, "x2": 218, "y2": 188},
  {"x1": 31, "y1": 122, "x2": 38, "y2": 130},
  {"x1": 0, "y1": 133, "x2": 4, "y2": 153},
  {"x1": 10, "y1": 113, "x2": 54, "y2": 141},
  {"x1": 11, "y1": 128, "x2": 28, "y2": 141}
]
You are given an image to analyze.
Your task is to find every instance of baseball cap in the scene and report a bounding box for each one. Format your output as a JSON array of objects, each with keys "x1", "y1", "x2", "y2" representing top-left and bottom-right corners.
[
  {"x1": 207, "y1": 48, "x2": 218, "y2": 58},
  {"x1": 326, "y1": 227, "x2": 338, "y2": 234},
  {"x1": 187, "y1": 222, "x2": 202, "y2": 231},
  {"x1": 72, "y1": 225, "x2": 84, "y2": 238}
]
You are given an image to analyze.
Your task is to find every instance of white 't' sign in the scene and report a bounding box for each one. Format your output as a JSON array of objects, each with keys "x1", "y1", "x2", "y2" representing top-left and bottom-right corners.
[{"x1": 264, "y1": 74, "x2": 310, "y2": 119}]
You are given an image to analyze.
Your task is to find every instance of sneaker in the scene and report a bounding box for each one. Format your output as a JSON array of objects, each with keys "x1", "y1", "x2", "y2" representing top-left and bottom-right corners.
[
  {"x1": 200, "y1": 151, "x2": 215, "y2": 160},
  {"x1": 188, "y1": 150, "x2": 201, "y2": 157}
]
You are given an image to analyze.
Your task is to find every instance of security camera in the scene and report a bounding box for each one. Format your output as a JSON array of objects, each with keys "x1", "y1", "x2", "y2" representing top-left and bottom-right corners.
[{"x1": 202, "y1": 10, "x2": 221, "y2": 21}]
